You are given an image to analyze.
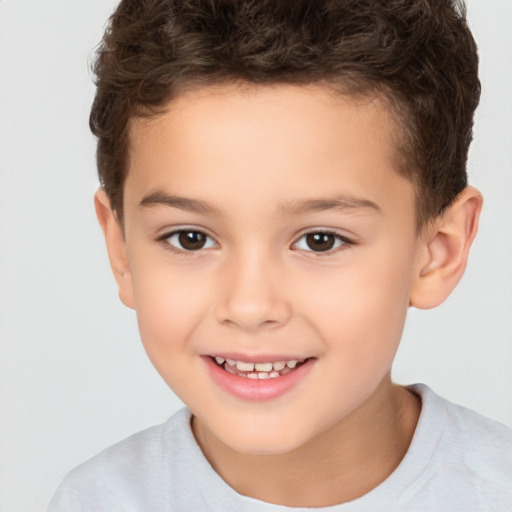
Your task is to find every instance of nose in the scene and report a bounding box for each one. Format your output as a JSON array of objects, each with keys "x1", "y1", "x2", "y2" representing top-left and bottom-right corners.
[{"x1": 214, "y1": 251, "x2": 292, "y2": 332}]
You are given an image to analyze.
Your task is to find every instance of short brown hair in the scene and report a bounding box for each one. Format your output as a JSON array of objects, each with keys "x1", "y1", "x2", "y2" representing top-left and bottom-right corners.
[{"x1": 90, "y1": 0, "x2": 480, "y2": 227}]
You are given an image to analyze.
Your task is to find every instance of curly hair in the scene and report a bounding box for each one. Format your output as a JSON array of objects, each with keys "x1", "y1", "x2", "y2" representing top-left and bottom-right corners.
[{"x1": 90, "y1": 0, "x2": 480, "y2": 228}]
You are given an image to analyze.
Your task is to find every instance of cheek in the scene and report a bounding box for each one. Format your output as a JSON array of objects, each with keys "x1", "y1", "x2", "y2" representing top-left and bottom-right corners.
[
  {"x1": 128, "y1": 258, "x2": 212, "y2": 365},
  {"x1": 299, "y1": 246, "x2": 414, "y2": 366}
]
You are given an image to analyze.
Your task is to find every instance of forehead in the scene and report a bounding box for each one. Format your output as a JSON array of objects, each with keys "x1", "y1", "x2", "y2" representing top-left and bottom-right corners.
[
  {"x1": 124, "y1": 84, "x2": 413, "y2": 220},
  {"x1": 129, "y1": 84, "x2": 397, "y2": 154}
]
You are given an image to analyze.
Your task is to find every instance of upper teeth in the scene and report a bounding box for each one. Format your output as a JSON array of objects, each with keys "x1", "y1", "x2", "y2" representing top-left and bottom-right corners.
[
  {"x1": 215, "y1": 357, "x2": 301, "y2": 372},
  {"x1": 236, "y1": 361, "x2": 257, "y2": 371}
]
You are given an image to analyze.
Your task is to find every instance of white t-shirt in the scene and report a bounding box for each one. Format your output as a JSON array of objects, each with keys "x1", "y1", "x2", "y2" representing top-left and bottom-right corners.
[{"x1": 48, "y1": 384, "x2": 512, "y2": 511}]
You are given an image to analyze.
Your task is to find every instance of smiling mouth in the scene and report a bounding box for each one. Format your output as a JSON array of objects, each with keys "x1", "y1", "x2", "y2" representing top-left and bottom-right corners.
[{"x1": 210, "y1": 356, "x2": 312, "y2": 379}]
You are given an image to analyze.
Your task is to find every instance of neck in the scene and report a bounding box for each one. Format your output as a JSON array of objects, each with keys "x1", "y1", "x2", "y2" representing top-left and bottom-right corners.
[{"x1": 192, "y1": 377, "x2": 421, "y2": 507}]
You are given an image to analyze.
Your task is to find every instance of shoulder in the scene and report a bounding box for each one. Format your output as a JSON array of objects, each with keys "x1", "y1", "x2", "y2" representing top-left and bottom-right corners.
[
  {"x1": 47, "y1": 408, "x2": 193, "y2": 512},
  {"x1": 407, "y1": 384, "x2": 512, "y2": 510},
  {"x1": 413, "y1": 383, "x2": 512, "y2": 460}
]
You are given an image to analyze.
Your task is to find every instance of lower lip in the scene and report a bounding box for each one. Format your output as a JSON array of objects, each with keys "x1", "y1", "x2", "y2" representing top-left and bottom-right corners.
[{"x1": 203, "y1": 356, "x2": 315, "y2": 401}]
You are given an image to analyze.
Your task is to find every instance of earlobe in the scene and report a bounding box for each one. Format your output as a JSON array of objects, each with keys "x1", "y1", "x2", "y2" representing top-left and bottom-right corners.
[
  {"x1": 94, "y1": 190, "x2": 135, "y2": 309},
  {"x1": 409, "y1": 186, "x2": 483, "y2": 309}
]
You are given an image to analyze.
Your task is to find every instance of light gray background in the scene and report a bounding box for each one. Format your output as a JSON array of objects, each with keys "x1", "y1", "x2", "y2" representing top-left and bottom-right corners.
[{"x1": 0, "y1": 1, "x2": 511, "y2": 511}]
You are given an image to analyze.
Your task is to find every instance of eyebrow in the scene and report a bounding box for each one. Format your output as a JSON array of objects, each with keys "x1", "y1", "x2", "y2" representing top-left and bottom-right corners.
[
  {"x1": 140, "y1": 192, "x2": 222, "y2": 215},
  {"x1": 278, "y1": 195, "x2": 381, "y2": 215},
  {"x1": 139, "y1": 191, "x2": 381, "y2": 216}
]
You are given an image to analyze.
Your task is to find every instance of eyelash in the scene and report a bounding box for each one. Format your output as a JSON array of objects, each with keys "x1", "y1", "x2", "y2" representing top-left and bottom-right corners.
[
  {"x1": 156, "y1": 228, "x2": 354, "y2": 256},
  {"x1": 293, "y1": 230, "x2": 353, "y2": 257},
  {"x1": 156, "y1": 228, "x2": 218, "y2": 257}
]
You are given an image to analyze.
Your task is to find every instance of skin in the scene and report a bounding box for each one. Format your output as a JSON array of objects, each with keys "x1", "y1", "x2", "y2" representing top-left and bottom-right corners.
[{"x1": 96, "y1": 84, "x2": 482, "y2": 507}]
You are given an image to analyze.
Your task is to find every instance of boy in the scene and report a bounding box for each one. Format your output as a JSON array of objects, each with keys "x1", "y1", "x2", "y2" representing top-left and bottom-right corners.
[{"x1": 49, "y1": 0, "x2": 512, "y2": 510}]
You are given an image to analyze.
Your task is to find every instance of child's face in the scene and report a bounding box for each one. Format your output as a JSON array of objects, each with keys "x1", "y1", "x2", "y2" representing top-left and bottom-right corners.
[{"x1": 119, "y1": 84, "x2": 424, "y2": 454}]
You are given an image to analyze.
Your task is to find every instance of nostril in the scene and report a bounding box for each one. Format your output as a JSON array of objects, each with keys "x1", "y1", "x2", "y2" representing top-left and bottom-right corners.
[{"x1": 214, "y1": 265, "x2": 292, "y2": 330}]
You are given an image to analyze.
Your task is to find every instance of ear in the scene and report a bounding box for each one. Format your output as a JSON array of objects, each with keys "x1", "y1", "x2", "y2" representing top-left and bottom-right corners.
[
  {"x1": 409, "y1": 186, "x2": 483, "y2": 309},
  {"x1": 94, "y1": 190, "x2": 135, "y2": 309}
]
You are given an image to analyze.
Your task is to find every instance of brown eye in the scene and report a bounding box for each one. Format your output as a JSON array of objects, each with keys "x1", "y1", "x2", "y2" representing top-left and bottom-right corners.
[
  {"x1": 166, "y1": 230, "x2": 216, "y2": 251},
  {"x1": 306, "y1": 233, "x2": 336, "y2": 252},
  {"x1": 179, "y1": 231, "x2": 206, "y2": 250},
  {"x1": 295, "y1": 231, "x2": 348, "y2": 253}
]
